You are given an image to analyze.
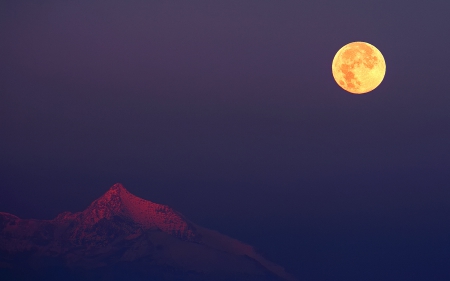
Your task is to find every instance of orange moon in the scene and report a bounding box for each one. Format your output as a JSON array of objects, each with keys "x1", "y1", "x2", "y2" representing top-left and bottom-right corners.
[{"x1": 332, "y1": 42, "x2": 386, "y2": 94}]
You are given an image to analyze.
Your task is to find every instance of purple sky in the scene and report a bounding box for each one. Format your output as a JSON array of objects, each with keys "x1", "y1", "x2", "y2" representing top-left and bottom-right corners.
[{"x1": 1, "y1": 1, "x2": 450, "y2": 280}]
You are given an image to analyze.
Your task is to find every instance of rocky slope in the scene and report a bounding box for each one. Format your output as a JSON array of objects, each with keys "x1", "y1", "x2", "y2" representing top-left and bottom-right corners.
[{"x1": 0, "y1": 183, "x2": 296, "y2": 281}]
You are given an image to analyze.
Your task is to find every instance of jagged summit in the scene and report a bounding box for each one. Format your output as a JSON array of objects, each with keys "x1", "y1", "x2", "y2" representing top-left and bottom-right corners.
[
  {"x1": 93, "y1": 182, "x2": 138, "y2": 206},
  {"x1": 83, "y1": 183, "x2": 135, "y2": 217},
  {"x1": 104, "y1": 182, "x2": 127, "y2": 195},
  {"x1": 75, "y1": 183, "x2": 197, "y2": 240}
]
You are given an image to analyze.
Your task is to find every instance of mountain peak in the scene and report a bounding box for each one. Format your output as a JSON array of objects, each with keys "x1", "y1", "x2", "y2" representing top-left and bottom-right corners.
[
  {"x1": 94, "y1": 182, "x2": 131, "y2": 209},
  {"x1": 78, "y1": 183, "x2": 197, "y2": 240},
  {"x1": 106, "y1": 182, "x2": 127, "y2": 195}
]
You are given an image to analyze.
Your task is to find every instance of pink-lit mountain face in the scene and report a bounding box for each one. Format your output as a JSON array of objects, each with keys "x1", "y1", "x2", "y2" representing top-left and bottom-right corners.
[{"x1": 0, "y1": 183, "x2": 296, "y2": 281}]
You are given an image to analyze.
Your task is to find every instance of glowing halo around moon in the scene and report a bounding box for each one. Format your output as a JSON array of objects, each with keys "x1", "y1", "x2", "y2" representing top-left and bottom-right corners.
[{"x1": 332, "y1": 42, "x2": 386, "y2": 94}]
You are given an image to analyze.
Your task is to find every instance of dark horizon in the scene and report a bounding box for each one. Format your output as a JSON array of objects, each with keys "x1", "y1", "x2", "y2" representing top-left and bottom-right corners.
[{"x1": 2, "y1": 1, "x2": 450, "y2": 280}]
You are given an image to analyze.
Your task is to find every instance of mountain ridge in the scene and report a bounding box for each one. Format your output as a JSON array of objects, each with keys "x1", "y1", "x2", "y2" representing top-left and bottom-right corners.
[
  {"x1": 73, "y1": 183, "x2": 198, "y2": 241},
  {"x1": 0, "y1": 183, "x2": 297, "y2": 281}
]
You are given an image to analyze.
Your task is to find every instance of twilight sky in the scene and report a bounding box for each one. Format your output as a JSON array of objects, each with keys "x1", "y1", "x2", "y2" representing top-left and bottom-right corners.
[{"x1": 1, "y1": 1, "x2": 450, "y2": 280}]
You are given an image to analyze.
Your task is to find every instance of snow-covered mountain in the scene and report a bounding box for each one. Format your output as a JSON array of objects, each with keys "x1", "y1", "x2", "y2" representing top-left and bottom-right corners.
[{"x1": 0, "y1": 183, "x2": 296, "y2": 281}]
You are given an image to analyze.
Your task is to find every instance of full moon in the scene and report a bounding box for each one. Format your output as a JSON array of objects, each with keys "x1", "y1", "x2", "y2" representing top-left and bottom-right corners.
[{"x1": 332, "y1": 42, "x2": 386, "y2": 94}]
